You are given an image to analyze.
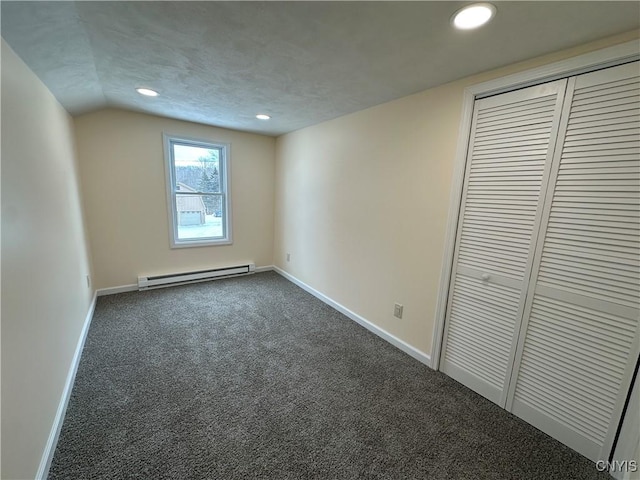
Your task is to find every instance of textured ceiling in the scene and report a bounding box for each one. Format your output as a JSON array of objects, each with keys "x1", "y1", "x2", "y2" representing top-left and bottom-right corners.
[{"x1": 2, "y1": 1, "x2": 639, "y2": 136}]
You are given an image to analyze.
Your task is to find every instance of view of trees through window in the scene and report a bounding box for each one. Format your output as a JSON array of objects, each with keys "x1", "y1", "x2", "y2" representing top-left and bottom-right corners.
[{"x1": 173, "y1": 144, "x2": 224, "y2": 239}]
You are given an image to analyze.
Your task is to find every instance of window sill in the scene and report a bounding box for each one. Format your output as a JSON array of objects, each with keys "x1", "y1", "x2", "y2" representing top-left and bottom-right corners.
[{"x1": 170, "y1": 238, "x2": 233, "y2": 249}]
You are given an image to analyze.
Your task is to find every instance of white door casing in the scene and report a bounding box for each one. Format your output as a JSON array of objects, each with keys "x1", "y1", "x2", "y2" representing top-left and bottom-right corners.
[{"x1": 438, "y1": 55, "x2": 640, "y2": 464}]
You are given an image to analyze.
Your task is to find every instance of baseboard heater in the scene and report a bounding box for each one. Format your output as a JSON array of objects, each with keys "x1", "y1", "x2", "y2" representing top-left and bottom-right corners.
[{"x1": 138, "y1": 263, "x2": 255, "y2": 290}]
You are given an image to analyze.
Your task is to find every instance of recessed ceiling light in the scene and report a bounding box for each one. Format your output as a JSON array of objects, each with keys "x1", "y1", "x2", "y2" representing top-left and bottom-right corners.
[
  {"x1": 136, "y1": 87, "x2": 159, "y2": 97},
  {"x1": 256, "y1": 114, "x2": 271, "y2": 120},
  {"x1": 452, "y1": 3, "x2": 496, "y2": 30}
]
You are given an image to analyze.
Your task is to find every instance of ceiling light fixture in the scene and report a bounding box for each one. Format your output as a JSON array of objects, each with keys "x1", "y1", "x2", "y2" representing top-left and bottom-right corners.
[
  {"x1": 256, "y1": 114, "x2": 271, "y2": 120},
  {"x1": 136, "y1": 87, "x2": 159, "y2": 97},
  {"x1": 452, "y1": 3, "x2": 496, "y2": 30}
]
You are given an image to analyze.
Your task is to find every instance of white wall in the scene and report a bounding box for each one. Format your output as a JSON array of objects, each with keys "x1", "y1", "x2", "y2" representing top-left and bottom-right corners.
[
  {"x1": 1, "y1": 39, "x2": 94, "y2": 479},
  {"x1": 273, "y1": 31, "x2": 639, "y2": 357},
  {"x1": 73, "y1": 109, "x2": 276, "y2": 290}
]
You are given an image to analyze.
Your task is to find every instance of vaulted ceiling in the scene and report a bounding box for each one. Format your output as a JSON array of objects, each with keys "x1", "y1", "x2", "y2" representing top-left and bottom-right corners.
[{"x1": 2, "y1": 1, "x2": 638, "y2": 136}]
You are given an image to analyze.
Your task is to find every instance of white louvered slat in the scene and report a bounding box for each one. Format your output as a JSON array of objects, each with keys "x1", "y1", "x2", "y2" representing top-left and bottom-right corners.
[
  {"x1": 543, "y1": 244, "x2": 639, "y2": 268},
  {"x1": 444, "y1": 274, "x2": 520, "y2": 391},
  {"x1": 564, "y1": 115, "x2": 639, "y2": 133},
  {"x1": 476, "y1": 109, "x2": 557, "y2": 127},
  {"x1": 478, "y1": 97, "x2": 557, "y2": 116},
  {"x1": 508, "y1": 61, "x2": 640, "y2": 463},
  {"x1": 569, "y1": 103, "x2": 639, "y2": 119},
  {"x1": 475, "y1": 125, "x2": 554, "y2": 140},
  {"x1": 572, "y1": 86, "x2": 639, "y2": 104},
  {"x1": 441, "y1": 81, "x2": 566, "y2": 407},
  {"x1": 560, "y1": 155, "x2": 638, "y2": 166},
  {"x1": 549, "y1": 214, "x2": 639, "y2": 228},
  {"x1": 573, "y1": 75, "x2": 638, "y2": 94},
  {"x1": 471, "y1": 157, "x2": 549, "y2": 166},
  {"x1": 540, "y1": 255, "x2": 638, "y2": 282},
  {"x1": 517, "y1": 370, "x2": 615, "y2": 424},
  {"x1": 571, "y1": 95, "x2": 639, "y2": 112},
  {"x1": 535, "y1": 76, "x2": 640, "y2": 308},
  {"x1": 474, "y1": 132, "x2": 551, "y2": 146},
  {"x1": 570, "y1": 109, "x2": 639, "y2": 126},
  {"x1": 513, "y1": 295, "x2": 636, "y2": 446},
  {"x1": 564, "y1": 126, "x2": 640, "y2": 142}
]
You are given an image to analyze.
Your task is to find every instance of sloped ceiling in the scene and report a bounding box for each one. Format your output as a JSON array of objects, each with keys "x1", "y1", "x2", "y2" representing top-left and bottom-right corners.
[{"x1": 2, "y1": 1, "x2": 639, "y2": 136}]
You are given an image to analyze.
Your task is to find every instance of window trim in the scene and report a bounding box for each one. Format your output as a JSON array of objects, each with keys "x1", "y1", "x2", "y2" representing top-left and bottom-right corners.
[{"x1": 162, "y1": 133, "x2": 233, "y2": 248}]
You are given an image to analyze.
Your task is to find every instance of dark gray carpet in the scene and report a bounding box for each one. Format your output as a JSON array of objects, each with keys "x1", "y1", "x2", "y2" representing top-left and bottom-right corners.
[{"x1": 49, "y1": 272, "x2": 609, "y2": 479}]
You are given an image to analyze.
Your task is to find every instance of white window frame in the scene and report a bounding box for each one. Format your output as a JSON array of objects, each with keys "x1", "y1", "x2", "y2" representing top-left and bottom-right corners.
[{"x1": 162, "y1": 133, "x2": 232, "y2": 248}]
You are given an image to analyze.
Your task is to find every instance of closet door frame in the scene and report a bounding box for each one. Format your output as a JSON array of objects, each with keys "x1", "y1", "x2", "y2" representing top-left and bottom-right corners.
[
  {"x1": 432, "y1": 40, "x2": 640, "y2": 371},
  {"x1": 431, "y1": 40, "x2": 640, "y2": 462}
]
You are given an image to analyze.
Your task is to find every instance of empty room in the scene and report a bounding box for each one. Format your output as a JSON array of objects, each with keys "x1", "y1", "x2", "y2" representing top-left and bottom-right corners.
[{"x1": 2, "y1": 2, "x2": 639, "y2": 479}]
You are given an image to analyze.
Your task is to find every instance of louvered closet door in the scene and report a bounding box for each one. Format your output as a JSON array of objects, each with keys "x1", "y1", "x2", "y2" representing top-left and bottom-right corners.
[
  {"x1": 506, "y1": 61, "x2": 640, "y2": 462},
  {"x1": 440, "y1": 81, "x2": 567, "y2": 406}
]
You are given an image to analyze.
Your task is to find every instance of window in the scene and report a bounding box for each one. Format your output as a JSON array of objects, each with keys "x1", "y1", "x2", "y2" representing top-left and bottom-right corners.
[{"x1": 163, "y1": 134, "x2": 231, "y2": 247}]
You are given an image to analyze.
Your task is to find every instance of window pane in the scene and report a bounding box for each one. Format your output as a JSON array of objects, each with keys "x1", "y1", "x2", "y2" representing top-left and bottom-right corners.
[
  {"x1": 175, "y1": 194, "x2": 223, "y2": 240},
  {"x1": 164, "y1": 135, "x2": 230, "y2": 248},
  {"x1": 173, "y1": 143, "x2": 221, "y2": 194}
]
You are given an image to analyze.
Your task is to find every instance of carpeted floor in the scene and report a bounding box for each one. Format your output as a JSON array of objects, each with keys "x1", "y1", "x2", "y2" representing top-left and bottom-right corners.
[{"x1": 49, "y1": 271, "x2": 609, "y2": 479}]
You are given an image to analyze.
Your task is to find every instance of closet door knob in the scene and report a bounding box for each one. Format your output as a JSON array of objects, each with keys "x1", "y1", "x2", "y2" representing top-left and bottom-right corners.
[{"x1": 481, "y1": 274, "x2": 490, "y2": 282}]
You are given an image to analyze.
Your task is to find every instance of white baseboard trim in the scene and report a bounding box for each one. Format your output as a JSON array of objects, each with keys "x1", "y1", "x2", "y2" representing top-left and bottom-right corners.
[
  {"x1": 36, "y1": 291, "x2": 97, "y2": 480},
  {"x1": 96, "y1": 284, "x2": 137, "y2": 296},
  {"x1": 255, "y1": 265, "x2": 275, "y2": 273},
  {"x1": 273, "y1": 267, "x2": 431, "y2": 368}
]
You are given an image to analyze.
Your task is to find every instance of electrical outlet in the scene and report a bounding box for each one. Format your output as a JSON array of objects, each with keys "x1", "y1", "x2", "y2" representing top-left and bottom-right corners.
[
  {"x1": 286, "y1": 253, "x2": 291, "y2": 262},
  {"x1": 394, "y1": 303, "x2": 403, "y2": 319}
]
